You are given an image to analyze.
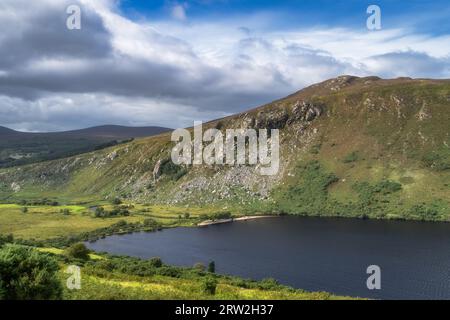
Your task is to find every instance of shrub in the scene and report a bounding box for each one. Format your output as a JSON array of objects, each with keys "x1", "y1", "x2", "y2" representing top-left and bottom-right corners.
[
  {"x1": 65, "y1": 242, "x2": 90, "y2": 261},
  {"x1": 149, "y1": 257, "x2": 163, "y2": 268},
  {"x1": 211, "y1": 212, "x2": 232, "y2": 220},
  {"x1": 202, "y1": 277, "x2": 218, "y2": 295},
  {"x1": 21, "y1": 207, "x2": 28, "y2": 213},
  {"x1": 0, "y1": 245, "x2": 63, "y2": 300},
  {"x1": 343, "y1": 151, "x2": 359, "y2": 163},
  {"x1": 0, "y1": 234, "x2": 14, "y2": 247},
  {"x1": 422, "y1": 148, "x2": 450, "y2": 171},
  {"x1": 112, "y1": 197, "x2": 122, "y2": 205},
  {"x1": 60, "y1": 209, "x2": 71, "y2": 215},
  {"x1": 258, "y1": 278, "x2": 280, "y2": 290},
  {"x1": 373, "y1": 180, "x2": 402, "y2": 195}
]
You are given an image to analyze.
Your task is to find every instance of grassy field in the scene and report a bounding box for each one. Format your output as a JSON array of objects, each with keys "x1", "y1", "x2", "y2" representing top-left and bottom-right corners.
[
  {"x1": 0, "y1": 203, "x2": 230, "y2": 241},
  {"x1": 62, "y1": 270, "x2": 352, "y2": 300},
  {"x1": 33, "y1": 248, "x2": 354, "y2": 300}
]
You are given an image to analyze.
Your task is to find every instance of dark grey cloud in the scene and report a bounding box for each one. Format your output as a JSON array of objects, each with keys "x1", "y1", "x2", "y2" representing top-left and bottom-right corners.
[{"x1": 0, "y1": 0, "x2": 112, "y2": 69}]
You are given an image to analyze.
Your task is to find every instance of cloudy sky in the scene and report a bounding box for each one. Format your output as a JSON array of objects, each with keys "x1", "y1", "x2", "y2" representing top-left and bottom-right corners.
[{"x1": 1, "y1": 0, "x2": 450, "y2": 132}]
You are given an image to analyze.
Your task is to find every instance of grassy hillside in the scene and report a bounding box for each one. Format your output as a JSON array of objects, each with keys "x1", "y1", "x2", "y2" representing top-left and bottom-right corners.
[
  {"x1": 0, "y1": 76, "x2": 449, "y2": 221},
  {"x1": 1, "y1": 244, "x2": 353, "y2": 300}
]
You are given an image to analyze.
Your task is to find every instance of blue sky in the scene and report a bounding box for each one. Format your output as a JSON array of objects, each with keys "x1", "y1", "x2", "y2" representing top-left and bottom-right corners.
[
  {"x1": 119, "y1": 0, "x2": 450, "y2": 35},
  {"x1": 0, "y1": 0, "x2": 449, "y2": 131}
]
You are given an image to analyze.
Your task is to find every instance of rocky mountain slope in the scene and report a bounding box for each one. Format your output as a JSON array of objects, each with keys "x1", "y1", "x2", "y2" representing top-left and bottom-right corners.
[{"x1": 1, "y1": 76, "x2": 449, "y2": 221}]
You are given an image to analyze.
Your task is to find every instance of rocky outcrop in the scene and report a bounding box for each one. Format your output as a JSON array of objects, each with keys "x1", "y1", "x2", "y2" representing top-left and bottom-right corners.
[
  {"x1": 153, "y1": 159, "x2": 162, "y2": 182},
  {"x1": 239, "y1": 101, "x2": 323, "y2": 130}
]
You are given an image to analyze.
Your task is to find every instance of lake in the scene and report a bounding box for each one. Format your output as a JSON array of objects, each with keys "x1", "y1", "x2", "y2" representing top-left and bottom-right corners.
[{"x1": 86, "y1": 216, "x2": 450, "y2": 299}]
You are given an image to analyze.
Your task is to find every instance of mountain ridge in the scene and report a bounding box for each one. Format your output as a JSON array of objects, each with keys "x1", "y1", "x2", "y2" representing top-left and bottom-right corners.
[
  {"x1": 0, "y1": 125, "x2": 171, "y2": 137},
  {"x1": 1, "y1": 76, "x2": 449, "y2": 221},
  {"x1": 0, "y1": 125, "x2": 171, "y2": 168}
]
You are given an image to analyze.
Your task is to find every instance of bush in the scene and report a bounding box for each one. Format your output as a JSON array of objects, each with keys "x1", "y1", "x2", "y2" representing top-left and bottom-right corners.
[
  {"x1": 202, "y1": 277, "x2": 218, "y2": 295},
  {"x1": 258, "y1": 278, "x2": 280, "y2": 290},
  {"x1": 65, "y1": 242, "x2": 90, "y2": 261},
  {"x1": 112, "y1": 197, "x2": 122, "y2": 205},
  {"x1": 211, "y1": 212, "x2": 232, "y2": 220},
  {"x1": 149, "y1": 257, "x2": 163, "y2": 268},
  {"x1": 21, "y1": 207, "x2": 28, "y2": 214},
  {"x1": 373, "y1": 180, "x2": 402, "y2": 195},
  {"x1": 423, "y1": 148, "x2": 450, "y2": 171},
  {"x1": 0, "y1": 245, "x2": 62, "y2": 300},
  {"x1": 0, "y1": 234, "x2": 14, "y2": 247},
  {"x1": 343, "y1": 151, "x2": 359, "y2": 163},
  {"x1": 60, "y1": 209, "x2": 71, "y2": 215}
]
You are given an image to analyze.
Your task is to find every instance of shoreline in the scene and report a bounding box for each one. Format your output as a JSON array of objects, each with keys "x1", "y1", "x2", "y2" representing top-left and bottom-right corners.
[{"x1": 197, "y1": 215, "x2": 278, "y2": 227}]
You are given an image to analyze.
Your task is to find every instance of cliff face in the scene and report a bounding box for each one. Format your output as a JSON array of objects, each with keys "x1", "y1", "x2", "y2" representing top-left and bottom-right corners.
[{"x1": 1, "y1": 76, "x2": 449, "y2": 221}]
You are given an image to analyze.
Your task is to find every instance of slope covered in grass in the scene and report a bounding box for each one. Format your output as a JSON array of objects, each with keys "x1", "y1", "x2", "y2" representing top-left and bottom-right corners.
[{"x1": 0, "y1": 76, "x2": 449, "y2": 221}]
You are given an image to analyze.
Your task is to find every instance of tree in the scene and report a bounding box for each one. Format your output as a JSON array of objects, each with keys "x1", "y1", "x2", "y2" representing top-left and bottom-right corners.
[
  {"x1": 0, "y1": 245, "x2": 63, "y2": 300},
  {"x1": 21, "y1": 207, "x2": 28, "y2": 213},
  {"x1": 202, "y1": 277, "x2": 218, "y2": 295},
  {"x1": 65, "y1": 242, "x2": 90, "y2": 260},
  {"x1": 208, "y1": 261, "x2": 216, "y2": 273},
  {"x1": 184, "y1": 213, "x2": 190, "y2": 219}
]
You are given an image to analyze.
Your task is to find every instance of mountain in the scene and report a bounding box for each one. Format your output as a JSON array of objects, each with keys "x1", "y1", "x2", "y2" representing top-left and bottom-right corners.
[
  {"x1": 0, "y1": 125, "x2": 171, "y2": 168},
  {"x1": 0, "y1": 126, "x2": 17, "y2": 135},
  {"x1": 1, "y1": 76, "x2": 449, "y2": 221}
]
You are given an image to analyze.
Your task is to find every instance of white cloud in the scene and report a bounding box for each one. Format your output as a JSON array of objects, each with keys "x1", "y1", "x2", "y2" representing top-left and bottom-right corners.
[{"x1": 171, "y1": 4, "x2": 187, "y2": 21}]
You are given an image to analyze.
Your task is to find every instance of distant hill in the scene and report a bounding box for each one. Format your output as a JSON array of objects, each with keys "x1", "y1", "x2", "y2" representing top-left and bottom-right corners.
[
  {"x1": 0, "y1": 125, "x2": 171, "y2": 168},
  {"x1": 0, "y1": 126, "x2": 17, "y2": 135}
]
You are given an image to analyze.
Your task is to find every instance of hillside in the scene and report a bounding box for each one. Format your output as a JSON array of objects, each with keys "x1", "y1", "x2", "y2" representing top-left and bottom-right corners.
[
  {"x1": 1, "y1": 76, "x2": 449, "y2": 221},
  {"x1": 0, "y1": 125, "x2": 170, "y2": 168}
]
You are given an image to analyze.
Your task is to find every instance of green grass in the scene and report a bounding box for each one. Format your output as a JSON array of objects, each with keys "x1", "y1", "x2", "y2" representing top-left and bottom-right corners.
[{"x1": 31, "y1": 248, "x2": 356, "y2": 300}]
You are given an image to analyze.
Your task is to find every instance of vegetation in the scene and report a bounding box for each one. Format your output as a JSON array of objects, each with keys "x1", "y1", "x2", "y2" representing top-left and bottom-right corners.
[
  {"x1": 65, "y1": 243, "x2": 90, "y2": 261},
  {"x1": 422, "y1": 147, "x2": 450, "y2": 171},
  {"x1": 202, "y1": 277, "x2": 218, "y2": 295},
  {"x1": 208, "y1": 261, "x2": 216, "y2": 273},
  {"x1": 0, "y1": 76, "x2": 449, "y2": 299},
  {"x1": 343, "y1": 151, "x2": 359, "y2": 163},
  {"x1": 0, "y1": 244, "x2": 63, "y2": 300}
]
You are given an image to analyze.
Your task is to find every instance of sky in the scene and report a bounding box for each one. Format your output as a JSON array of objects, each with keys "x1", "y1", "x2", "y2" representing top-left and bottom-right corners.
[{"x1": 0, "y1": 0, "x2": 449, "y2": 132}]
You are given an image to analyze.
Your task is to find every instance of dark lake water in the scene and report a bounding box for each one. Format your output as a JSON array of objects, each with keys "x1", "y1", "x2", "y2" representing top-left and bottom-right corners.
[{"x1": 86, "y1": 216, "x2": 450, "y2": 299}]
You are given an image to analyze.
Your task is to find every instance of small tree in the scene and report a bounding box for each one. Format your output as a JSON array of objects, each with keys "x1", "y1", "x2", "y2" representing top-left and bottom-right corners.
[
  {"x1": 208, "y1": 261, "x2": 216, "y2": 273},
  {"x1": 65, "y1": 242, "x2": 90, "y2": 261},
  {"x1": 184, "y1": 213, "x2": 190, "y2": 219},
  {"x1": 0, "y1": 245, "x2": 63, "y2": 300},
  {"x1": 202, "y1": 277, "x2": 218, "y2": 295},
  {"x1": 21, "y1": 207, "x2": 28, "y2": 214}
]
